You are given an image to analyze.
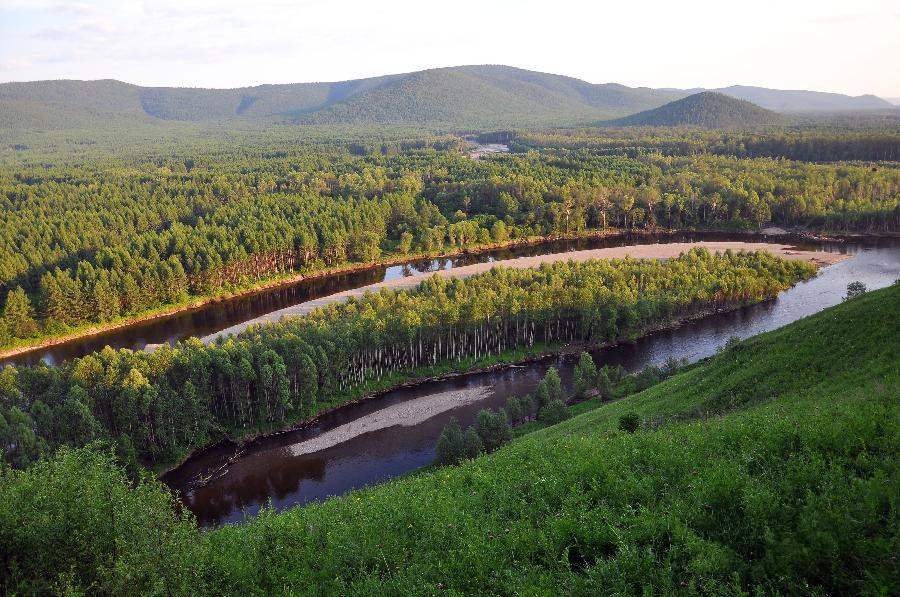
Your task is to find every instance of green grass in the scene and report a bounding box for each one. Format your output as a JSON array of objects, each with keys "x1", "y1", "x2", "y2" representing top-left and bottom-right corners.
[{"x1": 199, "y1": 285, "x2": 899, "y2": 595}]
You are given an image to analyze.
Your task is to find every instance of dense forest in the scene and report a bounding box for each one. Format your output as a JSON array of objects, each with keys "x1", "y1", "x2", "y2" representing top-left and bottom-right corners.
[
  {"x1": 1, "y1": 277, "x2": 894, "y2": 595},
  {"x1": 611, "y1": 92, "x2": 783, "y2": 128},
  {"x1": 1, "y1": 132, "x2": 896, "y2": 348},
  {"x1": 0, "y1": 249, "x2": 814, "y2": 470}
]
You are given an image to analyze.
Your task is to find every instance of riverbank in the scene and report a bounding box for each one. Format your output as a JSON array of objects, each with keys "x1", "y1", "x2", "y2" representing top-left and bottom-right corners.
[{"x1": 204, "y1": 241, "x2": 846, "y2": 342}]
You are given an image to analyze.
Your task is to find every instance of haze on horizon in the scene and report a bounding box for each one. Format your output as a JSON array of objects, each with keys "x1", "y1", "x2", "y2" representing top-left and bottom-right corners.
[{"x1": 1, "y1": 0, "x2": 899, "y2": 98}]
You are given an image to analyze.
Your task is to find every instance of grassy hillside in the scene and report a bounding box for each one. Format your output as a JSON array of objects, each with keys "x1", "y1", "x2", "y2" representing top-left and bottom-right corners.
[
  {"x1": 613, "y1": 91, "x2": 782, "y2": 128},
  {"x1": 2, "y1": 284, "x2": 897, "y2": 594}
]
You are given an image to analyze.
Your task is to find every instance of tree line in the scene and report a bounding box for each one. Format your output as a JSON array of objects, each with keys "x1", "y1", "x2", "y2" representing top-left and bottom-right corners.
[{"x1": 0, "y1": 249, "x2": 815, "y2": 470}]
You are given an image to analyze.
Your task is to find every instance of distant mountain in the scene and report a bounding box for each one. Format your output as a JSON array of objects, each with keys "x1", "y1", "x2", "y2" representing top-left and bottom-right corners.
[
  {"x1": 0, "y1": 65, "x2": 892, "y2": 130},
  {"x1": 612, "y1": 92, "x2": 782, "y2": 128},
  {"x1": 0, "y1": 66, "x2": 684, "y2": 128},
  {"x1": 709, "y1": 85, "x2": 893, "y2": 112}
]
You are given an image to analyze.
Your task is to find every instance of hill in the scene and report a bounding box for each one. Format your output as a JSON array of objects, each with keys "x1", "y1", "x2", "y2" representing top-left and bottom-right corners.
[
  {"x1": 0, "y1": 66, "x2": 682, "y2": 129},
  {"x1": 3, "y1": 281, "x2": 897, "y2": 593},
  {"x1": 713, "y1": 85, "x2": 894, "y2": 112},
  {"x1": 2, "y1": 65, "x2": 893, "y2": 130},
  {"x1": 612, "y1": 91, "x2": 782, "y2": 128}
]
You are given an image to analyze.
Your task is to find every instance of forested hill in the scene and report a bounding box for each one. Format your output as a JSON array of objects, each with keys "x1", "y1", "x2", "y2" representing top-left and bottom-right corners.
[
  {"x1": 298, "y1": 66, "x2": 681, "y2": 125},
  {"x1": 612, "y1": 92, "x2": 783, "y2": 128},
  {"x1": 1, "y1": 65, "x2": 894, "y2": 130},
  {"x1": 0, "y1": 66, "x2": 683, "y2": 128}
]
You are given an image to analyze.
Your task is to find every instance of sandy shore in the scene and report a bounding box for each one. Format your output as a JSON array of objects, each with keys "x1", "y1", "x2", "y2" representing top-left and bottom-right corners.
[{"x1": 202, "y1": 242, "x2": 845, "y2": 343}]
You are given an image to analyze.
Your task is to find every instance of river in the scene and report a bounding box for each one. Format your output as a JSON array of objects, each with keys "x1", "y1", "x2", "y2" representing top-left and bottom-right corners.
[{"x1": 161, "y1": 235, "x2": 899, "y2": 527}]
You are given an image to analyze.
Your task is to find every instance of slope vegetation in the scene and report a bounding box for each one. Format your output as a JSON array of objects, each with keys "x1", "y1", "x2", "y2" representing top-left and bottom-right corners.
[
  {"x1": 2, "y1": 283, "x2": 896, "y2": 594},
  {"x1": 613, "y1": 91, "x2": 782, "y2": 128}
]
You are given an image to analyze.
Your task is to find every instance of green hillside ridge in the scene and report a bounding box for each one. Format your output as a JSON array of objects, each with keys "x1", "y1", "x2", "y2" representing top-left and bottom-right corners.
[
  {"x1": 2, "y1": 283, "x2": 897, "y2": 594},
  {"x1": 2, "y1": 65, "x2": 893, "y2": 131},
  {"x1": 612, "y1": 91, "x2": 783, "y2": 128}
]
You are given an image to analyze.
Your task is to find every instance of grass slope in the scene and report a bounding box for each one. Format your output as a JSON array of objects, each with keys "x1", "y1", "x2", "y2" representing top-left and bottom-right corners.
[
  {"x1": 612, "y1": 91, "x2": 782, "y2": 128},
  {"x1": 202, "y1": 284, "x2": 899, "y2": 594}
]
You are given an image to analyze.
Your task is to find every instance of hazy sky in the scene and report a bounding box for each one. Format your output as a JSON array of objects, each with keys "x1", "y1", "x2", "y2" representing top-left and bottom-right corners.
[{"x1": 1, "y1": 0, "x2": 898, "y2": 97}]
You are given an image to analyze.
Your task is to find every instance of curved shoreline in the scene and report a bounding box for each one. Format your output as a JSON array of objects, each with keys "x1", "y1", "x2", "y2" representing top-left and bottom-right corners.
[{"x1": 203, "y1": 241, "x2": 846, "y2": 343}]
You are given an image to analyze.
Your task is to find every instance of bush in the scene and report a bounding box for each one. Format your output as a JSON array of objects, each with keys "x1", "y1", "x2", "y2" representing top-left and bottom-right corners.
[
  {"x1": 435, "y1": 418, "x2": 466, "y2": 465},
  {"x1": 845, "y1": 280, "x2": 867, "y2": 300},
  {"x1": 573, "y1": 352, "x2": 597, "y2": 397},
  {"x1": 618, "y1": 412, "x2": 642, "y2": 433},
  {"x1": 474, "y1": 409, "x2": 512, "y2": 452},
  {"x1": 538, "y1": 399, "x2": 570, "y2": 425},
  {"x1": 462, "y1": 427, "x2": 483, "y2": 459},
  {"x1": 535, "y1": 367, "x2": 563, "y2": 406},
  {"x1": 597, "y1": 366, "x2": 613, "y2": 400}
]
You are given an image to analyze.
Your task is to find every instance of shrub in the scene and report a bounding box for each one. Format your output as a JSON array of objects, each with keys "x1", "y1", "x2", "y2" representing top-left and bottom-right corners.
[
  {"x1": 618, "y1": 412, "x2": 642, "y2": 433},
  {"x1": 573, "y1": 352, "x2": 597, "y2": 397},
  {"x1": 845, "y1": 280, "x2": 867, "y2": 300},
  {"x1": 535, "y1": 367, "x2": 563, "y2": 406},
  {"x1": 435, "y1": 418, "x2": 465, "y2": 465},
  {"x1": 474, "y1": 409, "x2": 512, "y2": 452},
  {"x1": 462, "y1": 427, "x2": 483, "y2": 459},
  {"x1": 538, "y1": 399, "x2": 570, "y2": 425}
]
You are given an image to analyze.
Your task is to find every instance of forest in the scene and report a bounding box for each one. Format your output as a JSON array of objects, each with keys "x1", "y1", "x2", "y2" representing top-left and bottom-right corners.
[
  {"x1": 1, "y1": 129, "x2": 897, "y2": 349},
  {"x1": 0, "y1": 249, "x2": 814, "y2": 470}
]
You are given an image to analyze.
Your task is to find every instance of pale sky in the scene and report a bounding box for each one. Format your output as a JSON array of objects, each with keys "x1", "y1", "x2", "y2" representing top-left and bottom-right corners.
[{"x1": 1, "y1": 0, "x2": 899, "y2": 97}]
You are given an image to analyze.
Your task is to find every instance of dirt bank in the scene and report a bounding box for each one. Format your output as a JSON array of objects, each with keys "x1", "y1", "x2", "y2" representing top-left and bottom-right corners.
[{"x1": 204, "y1": 241, "x2": 845, "y2": 343}]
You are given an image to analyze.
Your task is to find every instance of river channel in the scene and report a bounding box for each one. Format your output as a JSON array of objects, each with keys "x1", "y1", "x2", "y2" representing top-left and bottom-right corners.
[{"x1": 161, "y1": 235, "x2": 899, "y2": 527}]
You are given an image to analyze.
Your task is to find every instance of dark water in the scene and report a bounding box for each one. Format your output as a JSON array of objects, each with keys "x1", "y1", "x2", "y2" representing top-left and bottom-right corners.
[
  {"x1": 163, "y1": 237, "x2": 899, "y2": 527},
  {"x1": 4, "y1": 231, "x2": 793, "y2": 368}
]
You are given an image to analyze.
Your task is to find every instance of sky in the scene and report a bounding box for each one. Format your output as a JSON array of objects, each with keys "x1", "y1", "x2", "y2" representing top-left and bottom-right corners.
[{"x1": 1, "y1": 0, "x2": 899, "y2": 98}]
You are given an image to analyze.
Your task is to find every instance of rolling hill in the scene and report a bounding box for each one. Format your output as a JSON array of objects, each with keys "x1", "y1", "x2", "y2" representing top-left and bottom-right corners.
[
  {"x1": 611, "y1": 91, "x2": 782, "y2": 128},
  {"x1": 0, "y1": 65, "x2": 894, "y2": 130}
]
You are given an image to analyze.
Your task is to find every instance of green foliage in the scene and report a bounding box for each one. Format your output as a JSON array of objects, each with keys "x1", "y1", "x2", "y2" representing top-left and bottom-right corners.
[
  {"x1": 0, "y1": 446, "x2": 198, "y2": 595},
  {"x1": 538, "y1": 399, "x2": 570, "y2": 425},
  {"x1": 614, "y1": 92, "x2": 782, "y2": 128},
  {"x1": 193, "y1": 283, "x2": 899, "y2": 594},
  {"x1": 573, "y1": 351, "x2": 597, "y2": 397},
  {"x1": 535, "y1": 366, "x2": 563, "y2": 407},
  {"x1": 845, "y1": 280, "x2": 867, "y2": 300},
  {"x1": 435, "y1": 418, "x2": 466, "y2": 466},
  {"x1": 596, "y1": 366, "x2": 613, "y2": 399},
  {"x1": 473, "y1": 408, "x2": 512, "y2": 452},
  {"x1": 617, "y1": 411, "x2": 642, "y2": 433}
]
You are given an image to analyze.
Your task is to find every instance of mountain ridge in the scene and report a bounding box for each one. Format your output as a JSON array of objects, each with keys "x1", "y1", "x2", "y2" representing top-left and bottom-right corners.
[{"x1": 0, "y1": 65, "x2": 894, "y2": 129}]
